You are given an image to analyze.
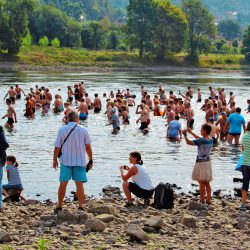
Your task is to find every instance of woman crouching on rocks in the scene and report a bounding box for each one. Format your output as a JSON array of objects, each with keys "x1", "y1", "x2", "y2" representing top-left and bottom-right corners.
[
  {"x1": 120, "y1": 152, "x2": 154, "y2": 207},
  {"x1": 183, "y1": 124, "x2": 213, "y2": 208}
]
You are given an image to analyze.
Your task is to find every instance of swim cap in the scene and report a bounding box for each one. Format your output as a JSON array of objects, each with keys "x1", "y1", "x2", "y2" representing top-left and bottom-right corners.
[
  {"x1": 221, "y1": 112, "x2": 226, "y2": 115},
  {"x1": 208, "y1": 117, "x2": 214, "y2": 122},
  {"x1": 111, "y1": 108, "x2": 116, "y2": 113}
]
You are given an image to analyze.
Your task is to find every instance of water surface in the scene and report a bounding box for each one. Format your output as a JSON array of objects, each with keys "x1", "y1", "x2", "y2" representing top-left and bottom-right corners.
[{"x1": 0, "y1": 71, "x2": 249, "y2": 200}]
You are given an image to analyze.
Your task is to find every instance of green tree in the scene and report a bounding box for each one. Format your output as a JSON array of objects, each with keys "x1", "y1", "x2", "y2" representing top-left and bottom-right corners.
[
  {"x1": 38, "y1": 36, "x2": 49, "y2": 47},
  {"x1": 214, "y1": 39, "x2": 226, "y2": 52},
  {"x1": 89, "y1": 21, "x2": 103, "y2": 50},
  {"x1": 217, "y1": 19, "x2": 241, "y2": 41},
  {"x1": 182, "y1": 0, "x2": 216, "y2": 61},
  {"x1": 153, "y1": 0, "x2": 187, "y2": 60},
  {"x1": 108, "y1": 31, "x2": 119, "y2": 49},
  {"x1": 242, "y1": 26, "x2": 250, "y2": 55},
  {"x1": 81, "y1": 26, "x2": 92, "y2": 49},
  {"x1": 126, "y1": 0, "x2": 156, "y2": 57},
  {"x1": 21, "y1": 31, "x2": 32, "y2": 48},
  {"x1": 0, "y1": 0, "x2": 35, "y2": 54},
  {"x1": 51, "y1": 37, "x2": 60, "y2": 48},
  {"x1": 232, "y1": 39, "x2": 238, "y2": 48}
]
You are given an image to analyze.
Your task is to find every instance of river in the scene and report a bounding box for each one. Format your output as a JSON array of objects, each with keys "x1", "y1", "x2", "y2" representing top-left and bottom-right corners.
[{"x1": 0, "y1": 70, "x2": 249, "y2": 201}]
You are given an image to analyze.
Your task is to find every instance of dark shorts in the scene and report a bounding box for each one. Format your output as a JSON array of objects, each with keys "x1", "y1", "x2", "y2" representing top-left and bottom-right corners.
[
  {"x1": 197, "y1": 98, "x2": 202, "y2": 102},
  {"x1": 94, "y1": 107, "x2": 101, "y2": 113},
  {"x1": 7, "y1": 118, "x2": 14, "y2": 125},
  {"x1": 10, "y1": 97, "x2": 15, "y2": 103},
  {"x1": 3, "y1": 184, "x2": 23, "y2": 191},
  {"x1": 128, "y1": 182, "x2": 154, "y2": 199},
  {"x1": 16, "y1": 94, "x2": 21, "y2": 99},
  {"x1": 212, "y1": 137, "x2": 218, "y2": 145},
  {"x1": 69, "y1": 96, "x2": 73, "y2": 102},
  {"x1": 229, "y1": 133, "x2": 241, "y2": 136},
  {"x1": 187, "y1": 119, "x2": 194, "y2": 128},
  {"x1": 139, "y1": 122, "x2": 148, "y2": 130},
  {"x1": 242, "y1": 165, "x2": 250, "y2": 191},
  {"x1": 75, "y1": 95, "x2": 80, "y2": 101}
]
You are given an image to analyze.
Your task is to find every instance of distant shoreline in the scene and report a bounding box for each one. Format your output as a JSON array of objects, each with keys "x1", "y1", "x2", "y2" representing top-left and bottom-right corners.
[{"x1": 0, "y1": 62, "x2": 248, "y2": 73}]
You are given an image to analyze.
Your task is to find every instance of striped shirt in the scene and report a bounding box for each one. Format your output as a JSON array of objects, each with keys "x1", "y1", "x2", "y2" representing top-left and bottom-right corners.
[
  {"x1": 55, "y1": 122, "x2": 91, "y2": 167},
  {"x1": 242, "y1": 131, "x2": 250, "y2": 166},
  {"x1": 6, "y1": 165, "x2": 22, "y2": 186}
]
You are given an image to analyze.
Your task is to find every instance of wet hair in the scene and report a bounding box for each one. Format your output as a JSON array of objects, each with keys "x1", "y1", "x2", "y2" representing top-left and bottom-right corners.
[
  {"x1": 230, "y1": 92, "x2": 233, "y2": 95},
  {"x1": 130, "y1": 152, "x2": 143, "y2": 165},
  {"x1": 6, "y1": 156, "x2": 18, "y2": 167},
  {"x1": 175, "y1": 115, "x2": 180, "y2": 120},
  {"x1": 141, "y1": 100, "x2": 146, "y2": 104},
  {"x1": 6, "y1": 98, "x2": 11, "y2": 104},
  {"x1": 236, "y1": 107, "x2": 241, "y2": 113},
  {"x1": 10, "y1": 86, "x2": 13, "y2": 89},
  {"x1": 94, "y1": 93, "x2": 98, "y2": 97},
  {"x1": 246, "y1": 121, "x2": 250, "y2": 132},
  {"x1": 85, "y1": 93, "x2": 88, "y2": 97},
  {"x1": 247, "y1": 99, "x2": 250, "y2": 104},
  {"x1": 201, "y1": 123, "x2": 212, "y2": 135}
]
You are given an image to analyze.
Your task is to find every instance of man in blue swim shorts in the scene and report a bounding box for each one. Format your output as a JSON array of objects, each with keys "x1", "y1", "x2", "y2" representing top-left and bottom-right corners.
[{"x1": 53, "y1": 110, "x2": 93, "y2": 212}]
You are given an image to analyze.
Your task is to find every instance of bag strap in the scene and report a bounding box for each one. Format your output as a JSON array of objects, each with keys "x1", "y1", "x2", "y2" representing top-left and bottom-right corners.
[{"x1": 61, "y1": 124, "x2": 77, "y2": 150}]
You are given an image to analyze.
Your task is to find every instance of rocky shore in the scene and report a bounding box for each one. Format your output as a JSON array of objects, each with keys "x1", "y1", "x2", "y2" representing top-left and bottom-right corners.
[
  {"x1": 0, "y1": 62, "x2": 246, "y2": 73},
  {"x1": 0, "y1": 186, "x2": 249, "y2": 250}
]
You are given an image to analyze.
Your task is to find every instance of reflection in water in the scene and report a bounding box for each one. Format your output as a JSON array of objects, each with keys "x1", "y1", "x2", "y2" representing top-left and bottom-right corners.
[{"x1": 0, "y1": 71, "x2": 249, "y2": 200}]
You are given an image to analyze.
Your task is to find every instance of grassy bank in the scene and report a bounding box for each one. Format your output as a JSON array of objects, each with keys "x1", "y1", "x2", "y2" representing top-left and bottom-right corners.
[{"x1": 1, "y1": 46, "x2": 250, "y2": 70}]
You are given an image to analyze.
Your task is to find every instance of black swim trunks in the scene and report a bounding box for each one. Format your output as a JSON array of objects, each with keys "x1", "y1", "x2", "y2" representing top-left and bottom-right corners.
[
  {"x1": 94, "y1": 107, "x2": 101, "y2": 113},
  {"x1": 139, "y1": 122, "x2": 148, "y2": 130},
  {"x1": 10, "y1": 97, "x2": 15, "y2": 103},
  {"x1": 16, "y1": 94, "x2": 21, "y2": 99},
  {"x1": 7, "y1": 118, "x2": 14, "y2": 125}
]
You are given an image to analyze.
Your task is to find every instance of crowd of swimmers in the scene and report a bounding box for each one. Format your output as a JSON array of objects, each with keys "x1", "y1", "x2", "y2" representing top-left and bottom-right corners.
[{"x1": 1, "y1": 81, "x2": 250, "y2": 210}]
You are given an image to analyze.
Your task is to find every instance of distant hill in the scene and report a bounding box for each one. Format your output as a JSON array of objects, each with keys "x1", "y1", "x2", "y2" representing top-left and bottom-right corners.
[{"x1": 39, "y1": 0, "x2": 250, "y2": 25}]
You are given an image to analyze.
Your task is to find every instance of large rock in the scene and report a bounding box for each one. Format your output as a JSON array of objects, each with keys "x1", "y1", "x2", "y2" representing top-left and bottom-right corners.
[
  {"x1": 79, "y1": 212, "x2": 94, "y2": 224},
  {"x1": 105, "y1": 235, "x2": 116, "y2": 244},
  {"x1": 126, "y1": 224, "x2": 149, "y2": 241},
  {"x1": 85, "y1": 219, "x2": 106, "y2": 232},
  {"x1": 181, "y1": 214, "x2": 197, "y2": 228},
  {"x1": 102, "y1": 186, "x2": 121, "y2": 194},
  {"x1": 56, "y1": 211, "x2": 80, "y2": 225},
  {"x1": 0, "y1": 230, "x2": 11, "y2": 243},
  {"x1": 95, "y1": 214, "x2": 115, "y2": 223},
  {"x1": 144, "y1": 216, "x2": 163, "y2": 229},
  {"x1": 88, "y1": 202, "x2": 116, "y2": 215},
  {"x1": 188, "y1": 200, "x2": 204, "y2": 211}
]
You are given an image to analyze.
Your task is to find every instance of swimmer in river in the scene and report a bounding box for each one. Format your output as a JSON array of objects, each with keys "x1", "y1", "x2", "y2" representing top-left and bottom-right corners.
[
  {"x1": 78, "y1": 98, "x2": 88, "y2": 120},
  {"x1": 15, "y1": 85, "x2": 26, "y2": 100},
  {"x1": 136, "y1": 101, "x2": 149, "y2": 134},
  {"x1": 2, "y1": 99, "x2": 17, "y2": 129},
  {"x1": 93, "y1": 93, "x2": 102, "y2": 113},
  {"x1": 53, "y1": 94, "x2": 64, "y2": 114},
  {"x1": 62, "y1": 102, "x2": 72, "y2": 124},
  {"x1": 4, "y1": 86, "x2": 17, "y2": 104}
]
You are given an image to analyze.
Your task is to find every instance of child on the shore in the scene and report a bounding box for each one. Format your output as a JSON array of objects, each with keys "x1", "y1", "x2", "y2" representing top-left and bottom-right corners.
[
  {"x1": 182, "y1": 124, "x2": 213, "y2": 208},
  {"x1": 2, "y1": 156, "x2": 25, "y2": 202}
]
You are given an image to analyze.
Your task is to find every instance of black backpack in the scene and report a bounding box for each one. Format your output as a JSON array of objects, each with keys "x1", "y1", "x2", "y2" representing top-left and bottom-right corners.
[{"x1": 153, "y1": 183, "x2": 174, "y2": 209}]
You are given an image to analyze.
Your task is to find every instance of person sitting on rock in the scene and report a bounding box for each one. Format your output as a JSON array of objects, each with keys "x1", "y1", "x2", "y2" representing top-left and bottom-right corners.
[
  {"x1": 120, "y1": 152, "x2": 154, "y2": 207},
  {"x1": 2, "y1": 156, "x2": 25, "y2": 202}
]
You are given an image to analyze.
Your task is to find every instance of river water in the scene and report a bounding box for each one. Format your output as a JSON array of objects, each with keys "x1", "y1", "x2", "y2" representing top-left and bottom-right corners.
[{"x1": 0, "y1": 70, "x2": 249, "y2": 201}]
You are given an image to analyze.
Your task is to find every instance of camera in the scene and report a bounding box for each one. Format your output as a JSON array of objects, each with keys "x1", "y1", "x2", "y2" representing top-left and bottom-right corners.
[{"x1": 123, "y1": 166, "x2": 129, "y2": 170}]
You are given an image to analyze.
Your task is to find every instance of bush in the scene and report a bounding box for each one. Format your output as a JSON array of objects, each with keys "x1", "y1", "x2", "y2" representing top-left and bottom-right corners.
[
  {"x1": 245, "y1": 52, "x2": 250, "y2": 63},
  {"x1": 51, "y1": 37, "x2": 60, "y2": 48},
  {"x1": 117, "y1": 44, "x2": 127, "y2": 51},
  {"x1": 22, "y1": 31, "x2": 32, "y2": 48},
  {"x1": 96, "y1": 54, "x2": 112, "y2": 61},
  {"x1": 38, "y1": 36, "x2": 49, "y2": 48}
]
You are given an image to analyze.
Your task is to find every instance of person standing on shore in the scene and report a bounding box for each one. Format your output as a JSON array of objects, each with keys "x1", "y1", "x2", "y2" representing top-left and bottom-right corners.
[
  {"x1": 183, "y1": 124, "x2": 213, "y2": 207},
  {"x1": 0, "y1": 126, "x2": 9, "y2": 211},
  {"x1": 53, "y1": 110, "x2": 93, "y2": 212},
  {"x1": 240, "y1": 121, "x2": 250, "y2": 211}
]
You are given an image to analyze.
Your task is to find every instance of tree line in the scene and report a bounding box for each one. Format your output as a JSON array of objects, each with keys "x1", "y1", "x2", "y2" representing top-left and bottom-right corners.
[{"x1": 1, "y1": 0, "x2": 250, "y2": 62}]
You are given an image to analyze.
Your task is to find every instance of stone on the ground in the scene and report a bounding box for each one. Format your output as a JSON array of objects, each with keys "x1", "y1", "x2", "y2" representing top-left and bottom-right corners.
[
  {"x1": 126, "y1": 224, "x2": 149, "y2": 241},
  {"x1": 105, "y1": 235, "x2": 116, "y2": 244},
  {"x1": 85, "y1": 219, "x2": 106, "y2": 232},
  {"x1": 144, "y1": 216, "x2": 163, "y2": 229},
  {"x1": 95, "y1": 214, "x2": 115, "y2": 223},
  {"x1": 88, "y1": 203, "x2": 116, "y2": 215},
  {"x1": 0, "y1": 230, "x2": 11, "y2": 243},
  {"x1": 188, "y1": 200, "x2": 204, "y2": 211},
  {"x1": 102, "y1": 186, "x2": 121, "y2": 194},
  {"x1": 56, "y1": 211, "x2": 80, "y2": 225},
  {"x1": 181, "y1": 214, "x2": 197, "y2": 228}
]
